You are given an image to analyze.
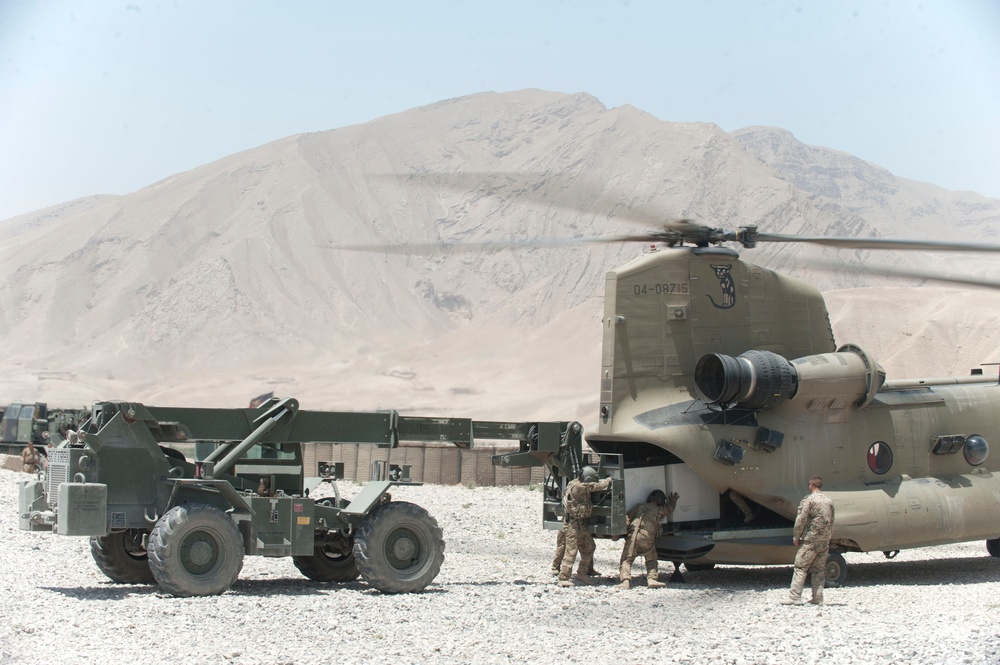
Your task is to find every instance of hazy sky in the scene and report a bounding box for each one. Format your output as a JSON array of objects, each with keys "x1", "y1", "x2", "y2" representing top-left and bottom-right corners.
[{"x1": 1, "y1": 1, "x2": 998, "y2": 222}]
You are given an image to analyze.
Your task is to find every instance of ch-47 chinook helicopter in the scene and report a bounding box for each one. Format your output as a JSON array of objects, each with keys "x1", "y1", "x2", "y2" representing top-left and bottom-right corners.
[{"x1": 339, "y1": 215, "x2": 1000, "y2": 586}]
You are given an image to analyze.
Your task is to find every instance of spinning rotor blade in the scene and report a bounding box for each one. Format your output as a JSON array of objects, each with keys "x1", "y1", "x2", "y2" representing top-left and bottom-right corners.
[
  {"x1": 803, "y1": 258, "x2": 1000, "y2": 290},
  {"x1": 358, "y1": 172, "x2": 1000, "y2": 273},
  {"x1": 751, "y1": 232, "x2": 1000, "y2": 253},
  {"x1": 327, "y1": 232, "x2": 680, "y2": 254},
  {"x1": 373, "y1": 170, "x2": 703, "y2": 238}
]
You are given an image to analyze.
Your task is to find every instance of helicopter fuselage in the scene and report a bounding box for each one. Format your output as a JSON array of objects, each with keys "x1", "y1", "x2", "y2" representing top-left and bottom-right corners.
[{"x1": 586, "y1": 245, "x2": 1000, "y2": 566}]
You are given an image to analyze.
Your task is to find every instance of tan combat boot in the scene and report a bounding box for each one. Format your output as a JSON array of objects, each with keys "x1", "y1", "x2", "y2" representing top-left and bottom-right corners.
[
  {"x1": 647, "y1": 577, "x2": 666, "y2": 588},
  {"x1": 616, "y1": 579, "x2": 631, "y2": 590}
]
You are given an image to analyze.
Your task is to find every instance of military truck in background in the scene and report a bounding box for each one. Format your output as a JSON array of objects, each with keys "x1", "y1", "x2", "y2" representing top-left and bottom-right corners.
[
  {"x1": 18, "y1": 397, "x2": 583, "y2": 597},
  {"x1": 0, "y1": 402, "x2": 89, "y2": 456}
]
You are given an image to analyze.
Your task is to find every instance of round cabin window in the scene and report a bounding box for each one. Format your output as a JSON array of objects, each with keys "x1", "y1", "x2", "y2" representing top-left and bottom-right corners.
[
  {"x1": 964, "y1": 435, "x2": 989, "y2": 466},
  {"x1": 867, "y1": 441, "x2": 893, "y2": 475}
]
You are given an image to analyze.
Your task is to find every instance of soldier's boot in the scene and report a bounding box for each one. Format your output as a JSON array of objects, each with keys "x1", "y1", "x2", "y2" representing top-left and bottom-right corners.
[
  {"x1": 572, "y1": 572, "x2": 593, "y2": 586},
  {"x1": 782, "y1": 568, "x2": 807, "y2": 605},
  {"x1": 646, "y1": 563, "x2": 665, "y2": 588},
  {"x1": 809, "y1": 577, "x2": 825, "y2": 605},
  {"x1": 616, "y1": 579, "x2": 631, "y2": 589},
  {"x1": 557, "y1": 578, "x2": 574, "y2": 587},
  {"x1": 579, "y1": 553, "x2": 597, "y2": 579}
]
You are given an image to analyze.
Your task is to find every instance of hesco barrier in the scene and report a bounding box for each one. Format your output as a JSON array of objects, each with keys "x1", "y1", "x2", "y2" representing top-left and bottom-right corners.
[{"x1": 303, "y1": 442, "x2": 547, "y2": 486}]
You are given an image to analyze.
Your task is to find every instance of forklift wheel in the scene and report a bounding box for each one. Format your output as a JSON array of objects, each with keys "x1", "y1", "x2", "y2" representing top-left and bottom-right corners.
[
  {"x1": 148, "y1": 504, "x2": 244, "y2": 597},
  {"x1": 293, "y1": 542, "x2": 360, "y2": 582},
  {"x1": 90, "y1": 530, "x2": 155, "y2": 584},
  {"x1": 353, "y1": 501, "x2": 444, "y2": 594}
]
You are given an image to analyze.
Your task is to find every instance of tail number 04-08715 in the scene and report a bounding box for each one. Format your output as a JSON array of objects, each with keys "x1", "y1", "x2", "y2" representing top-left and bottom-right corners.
[{"x1": 633, "y1": 283, "x2": 689, "y2": 296}]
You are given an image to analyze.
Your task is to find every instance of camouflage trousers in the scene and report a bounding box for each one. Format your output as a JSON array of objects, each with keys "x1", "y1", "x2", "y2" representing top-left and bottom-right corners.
[
  {"x1": 552, "y1": 528, "x2": 566, "y2": 570},
  {"x1": 554, "y1": 527, "x2": 599, "y2": 574},
  {"x1": 619, "y1": 531, "x2": 659, "y2": 582},
  {"x1": 789, "y1": 540, "x2": 829, "y2": 602},
  {"x1": 558, "y1": 518, "x2": 595, "y2": 580}
]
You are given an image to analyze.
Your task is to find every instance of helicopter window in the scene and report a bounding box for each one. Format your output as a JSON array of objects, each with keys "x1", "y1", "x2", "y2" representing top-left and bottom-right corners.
[
  {"x1": 867, "y1": 441, "x2": 893, "y2": 475},
  {"x1": 963, "y1": 435, "x2": 989, "y2": 466}
]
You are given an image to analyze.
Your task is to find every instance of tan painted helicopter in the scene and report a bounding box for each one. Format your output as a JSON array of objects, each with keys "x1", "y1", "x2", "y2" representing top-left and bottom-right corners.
[{"x1": 339, "y1": 215, "x2": 1000, "y2": 586}]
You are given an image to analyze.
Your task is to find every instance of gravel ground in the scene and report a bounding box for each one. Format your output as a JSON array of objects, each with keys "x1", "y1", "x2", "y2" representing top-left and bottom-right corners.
[{"x1": 2, "y1": 466, "x2": 999, "y2": 665}]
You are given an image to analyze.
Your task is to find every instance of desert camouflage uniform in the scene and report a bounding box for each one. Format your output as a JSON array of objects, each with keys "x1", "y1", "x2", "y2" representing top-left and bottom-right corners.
[
  {"x1": 619, "y1": 493, "x2": 678, "y2": 585},
  {"x1": 788, "y1": 491, "x2": 835, "y2": 603},
  {"x1": 552, "y1": 526, "x2": 599, "y2": 575},
  {"x1": 558, "y1": 476, "x2": 612, "y2": 582},
  {"x1": 21, "y1": 443, "x2": 41, "y2": 474},
  {"x1": 552, "y1": 527, "x2": 566, "y2": 572}
]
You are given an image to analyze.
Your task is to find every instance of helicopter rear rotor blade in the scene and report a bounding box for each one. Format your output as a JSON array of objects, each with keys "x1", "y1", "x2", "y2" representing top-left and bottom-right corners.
[
  {"x1": 325, "y1": 233, "x2": 669, "y2": 254},
  {"x1": 754, "y1": 233, "x2": 1000, "y2": 253},
  {"x1": 372, "y1": 171, "x2": 699, "y2": 235},
  {"x1": 789, "y1": 256, "x2": 1000, "y2": 290}
]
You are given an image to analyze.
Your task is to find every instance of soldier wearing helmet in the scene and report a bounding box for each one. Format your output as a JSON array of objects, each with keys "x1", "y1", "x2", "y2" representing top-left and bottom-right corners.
[
  {"x1": 616, "y1": 488, "x2": 680, "y2": 589},
  {"x1": 557, "y1": 466, "x2": 612, "y2": 587}
]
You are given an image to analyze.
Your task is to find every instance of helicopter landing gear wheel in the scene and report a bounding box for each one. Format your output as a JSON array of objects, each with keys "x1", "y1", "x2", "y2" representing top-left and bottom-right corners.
[
  {"x1": 353, "y1": 501, "x2": 444, "y2": 594},
  {"x1": 293, "y1": 540, "x2": 360, "y2": 582},
  {"x1": 824, "y1": 552, "x2": 847, "y2": 587},
  {"x1": 90, "y1": 529, "x2": 155, "y2": 584},
  {"x1": 987, "y1": 539, "x2": 1000, "y2": 557},
  {"x1": 147, "y1": 504, "x2": 244, "y2": 597}
]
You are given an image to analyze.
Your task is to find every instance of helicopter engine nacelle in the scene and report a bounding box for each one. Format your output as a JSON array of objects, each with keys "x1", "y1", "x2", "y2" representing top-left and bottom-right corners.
[{"x1": 694, "y1": 345, "x2": 882, "y2": 411}]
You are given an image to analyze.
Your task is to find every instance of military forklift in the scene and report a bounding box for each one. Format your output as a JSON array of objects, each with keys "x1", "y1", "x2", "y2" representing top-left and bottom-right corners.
[{"x1": 18, "y1": 397, "x2": 581, "y2": 597}]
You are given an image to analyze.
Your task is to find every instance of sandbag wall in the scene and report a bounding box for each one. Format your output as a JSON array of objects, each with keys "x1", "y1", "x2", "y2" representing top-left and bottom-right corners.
[{"x1": 303, "y1": 442, "x2": 546, "y2": 486}]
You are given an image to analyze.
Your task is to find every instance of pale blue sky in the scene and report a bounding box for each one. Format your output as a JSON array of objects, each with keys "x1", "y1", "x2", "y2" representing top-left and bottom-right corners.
[{"x1": 1, "y1": 1, "x2": 998, "y2": 222}]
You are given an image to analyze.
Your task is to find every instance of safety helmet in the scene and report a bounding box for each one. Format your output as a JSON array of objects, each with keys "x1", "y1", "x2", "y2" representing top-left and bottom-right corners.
[
  {"x1": 648, "y1": 490, "x2": 667, "y2": 507},
  {"x1": 579, "y1": 466, "x2": 599, "y2": 483}
]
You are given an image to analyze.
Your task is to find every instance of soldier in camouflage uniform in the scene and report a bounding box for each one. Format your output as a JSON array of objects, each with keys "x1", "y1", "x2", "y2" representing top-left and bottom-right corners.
[
  {"x1": 617, "y1": 489, "x2": 679, "y2": 589},
  {"x1": 552, "y1": 522, "x2": 601, "y2": 576},
  {"x1": 781, "y1": 475, "x2": 835, "y2": 605},
  {"x1": 557, "y1": 466, "x2": 612, "y2": 587}
]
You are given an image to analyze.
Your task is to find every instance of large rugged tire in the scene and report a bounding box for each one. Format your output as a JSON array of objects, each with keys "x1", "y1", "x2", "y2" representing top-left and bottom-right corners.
[
  {"x1": 353, "y1": 501, "x2": 444, "y2": 593},
  {"x1": 293, "y1": 542, "x2": 360, "y2": 583},
  {"x1": 824, "y1": 551, "x2": 848, "y2": 587},
  {"x1": 147, "y1": 504, "x2": 244, "y2": 597},
  {"x1": 90, "y1": 530, "x2": 155, "y2": 584}
]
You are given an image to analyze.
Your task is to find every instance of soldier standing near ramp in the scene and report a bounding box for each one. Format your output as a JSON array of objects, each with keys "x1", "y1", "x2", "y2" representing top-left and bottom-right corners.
[
  {"x1": 21, "y1": 441, "x2": 42, "y2": 474},
  {"x1": 552, "y1": 518, "x2": 601, "y2": 576},
  {"x1": 781, "y1": 474, "x2": 835, "y2": 605},
  {"x1": 616, "y1": 489, "x2": 679, "y2": 589},
  {"x1": 557, "y1": 466, "x2": 612, "y2": 587}
]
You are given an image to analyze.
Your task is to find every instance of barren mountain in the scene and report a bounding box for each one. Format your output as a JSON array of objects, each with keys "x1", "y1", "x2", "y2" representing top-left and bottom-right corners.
[{"x1": 1, "y1": 89, "x2": 998, "y2": 421}]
